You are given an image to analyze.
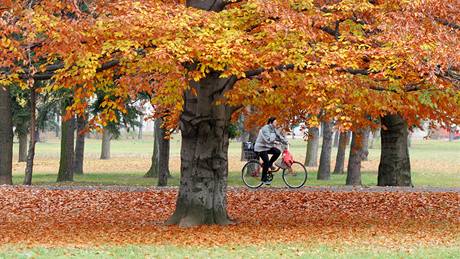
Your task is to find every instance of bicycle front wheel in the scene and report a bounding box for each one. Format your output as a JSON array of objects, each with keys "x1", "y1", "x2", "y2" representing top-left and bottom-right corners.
[
  {"x1": 242, "y1": 160, "x2": 263, "y2": 189},
  {"x1": 282, "y1": 161, "x2": 307, "y2": 188}
]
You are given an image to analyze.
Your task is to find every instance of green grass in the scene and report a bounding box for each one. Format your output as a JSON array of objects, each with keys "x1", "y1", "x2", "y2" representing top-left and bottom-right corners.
[
  {"x1": 1, "y1": 243, "x2": 459, "y2": 259},
  {"x1": 11, "y1": 136, "x2": 460, "y2": 187}
]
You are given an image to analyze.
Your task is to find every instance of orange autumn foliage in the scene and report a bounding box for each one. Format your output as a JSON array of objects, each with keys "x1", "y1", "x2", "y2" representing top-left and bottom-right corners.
[{"x1": 1, "y1": 0, "x2": 459, "y2": 130}]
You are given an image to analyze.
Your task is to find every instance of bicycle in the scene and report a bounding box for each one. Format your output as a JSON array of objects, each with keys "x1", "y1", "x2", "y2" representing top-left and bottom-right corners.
[{"x1": 241, "y1": 143, "x2": 307, "y2": 189}]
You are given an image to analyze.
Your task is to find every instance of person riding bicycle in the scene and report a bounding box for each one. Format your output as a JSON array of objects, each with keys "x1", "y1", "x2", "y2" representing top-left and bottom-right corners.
[{"x1": 254, "y1": 117, "x2": 288, "y2": 185}]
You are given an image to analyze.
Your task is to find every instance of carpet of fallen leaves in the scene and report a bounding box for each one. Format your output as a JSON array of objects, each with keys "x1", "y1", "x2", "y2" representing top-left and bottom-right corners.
[{"x1": 0, "y1": 187, "x2": 459, "y2": 249}]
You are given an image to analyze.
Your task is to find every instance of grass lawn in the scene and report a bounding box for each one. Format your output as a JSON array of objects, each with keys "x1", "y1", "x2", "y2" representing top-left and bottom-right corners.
[
  {"x1": 1, "y1": 242, "x2": 459, "y2": 259},
  {"x1": 10, "y1": 135, "x2": 460, "y2": 187}
]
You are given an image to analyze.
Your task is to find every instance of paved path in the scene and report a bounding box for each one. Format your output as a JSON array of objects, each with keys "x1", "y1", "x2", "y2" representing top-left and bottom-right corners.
[{"x1": 1, "y1": 185, "x2": 459, "y2": 193}]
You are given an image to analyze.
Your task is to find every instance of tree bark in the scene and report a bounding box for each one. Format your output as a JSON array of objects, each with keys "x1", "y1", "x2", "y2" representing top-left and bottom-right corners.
[
  {"x1": 333, "y1": 130, "x2": 340, "y2": 147},
  {"x1": 346, "y1": 129, "x2": 370, "y2": 185},
  {"x1": 23, "y1": 89, "x2": 37, "y2": 186},
  {"x1": 138, "y1": 115, "x2": 143, "y2": 140},
  {"x1": 145, "y1": 119, "x2": 161, "y2": 178},
  {"x1": 166, "y1": 74, "x2": 236, "y2": 227},
  {"x1": 157, "y1": 119, "x2": 171, "y2": 186},
  {"x1": 100, "y1": 128, "x2": 111, "y2": 160},
  {"x1": 0, "y1": 86, "x2": 13, "y2": 185},
  {"x1": 73, "y1": 116, "x2": 86, "y2": 174},
  {"x1": 333, "y1": 131, "x2": 349, "y2": 174},
  {"x1": 369, "y1": 128, "x2": 380, "y2": 149},
  {"x1": 18, "y1": 132, "x2": 28, "y2": 163},
  {"x1": 317, "y1": 121, "x2": 333, "y2": 180},
  {"x1": 361, "y1": 127, "x2": 371, "y2": 161},
  {"x1": 304, "y1": 127, "x2": 319, "y2": 167},
  {"x1": 378, "y1": 114, "x2": 412, "y2": 186},
  {"x1": 57, "y1": 103, "x2": 75, "y2": 182}
]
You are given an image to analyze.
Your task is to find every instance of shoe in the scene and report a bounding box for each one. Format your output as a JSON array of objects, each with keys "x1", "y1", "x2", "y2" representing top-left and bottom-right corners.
[{"x1": 263, "y1": 180, "x2": 272, "y2": 185}]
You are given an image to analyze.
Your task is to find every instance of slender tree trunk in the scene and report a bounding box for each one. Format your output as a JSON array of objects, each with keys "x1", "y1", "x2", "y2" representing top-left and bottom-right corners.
[
  {"x1": 18, "y1": 132, "x2": 28, "y2": 162},
  {"x1": 166, "y1": 74, "x2": 236, "y2": 227},
  {"x1": 138, "y1": 115, "x2": 143, "y2": 140},
  {"x1": 157, "y1": 119, "x2": 171, "y2": 186},
  {"x1": 100, "y1": 128, "x2": 111, "y2": 160},
  {"x1": 73, "y1": 116, "x2": 86, "y2": 175},
  {"x1": 55, "y1": 118, "x2": 60, "y2": 137},
  {"x1": 361, "y1": 127, "x2": 371, "y2": 161},
  {"x1": 0, "y1": 86, "x2": 13, "y2": 185},
  {"x1": 369, "y1": 128, "x2": 380, "y2": 149},
  {"x1": 346, "y1": 129, "x2": 370, "y2": 185},
  {"x1": 57, "y1": 102, "x2": 75, "y2": 182},
  {"x1": 304, "y1": 127, "x2": 319, "y2": 166},
  {"x1": 317, "y1": 121, "x2": 333, "y2": 180},
  {"x1": 24, "y1": 89, "x2": 37, "y2": 185},
  {"x1": 378, "y1": 114, "x2": 412, "y2": 186},
  {"x1": 145, "y1": 119, "x2": 160, "y2": 178},
  {"x1": 333, "y1": 131, "x2": 349, "y2": 174},
  {"x1": 333, "y1": 130, "x2": 340, "y2": 147}
]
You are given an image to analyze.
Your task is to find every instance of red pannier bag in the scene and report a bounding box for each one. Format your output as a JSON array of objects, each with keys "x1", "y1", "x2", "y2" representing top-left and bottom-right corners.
[{"x1": 282, "y1": 149, "x2": 294, "y2": 167}]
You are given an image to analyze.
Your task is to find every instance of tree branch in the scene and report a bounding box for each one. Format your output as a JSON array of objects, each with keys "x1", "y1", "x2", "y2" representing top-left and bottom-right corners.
[{"x1": 435, "y1": 17, "x2": 460, "y2": 30}]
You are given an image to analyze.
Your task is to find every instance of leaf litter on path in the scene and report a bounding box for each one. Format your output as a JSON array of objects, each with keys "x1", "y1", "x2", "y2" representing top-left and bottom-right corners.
[{"x1": 0, "y1": 186, "x2": 458, "y2": 250}]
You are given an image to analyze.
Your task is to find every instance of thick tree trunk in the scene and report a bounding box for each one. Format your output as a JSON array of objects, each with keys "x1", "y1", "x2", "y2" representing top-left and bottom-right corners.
[
  {"x1": 18, "y1": 132, "x2": 28, "y2": 163},
  {"x1": 24, "y1": 90, "x2": 37, "y2": 186},
  {"x1": 333, "y1": 131, "x2": 349, "y2": 174},
  {"x1": 304, "y1": 127, "x2": 319, "y2": 166},
  {"x1": 317, "y1": 121, "x2": 333, "y2": 180},
  {"x1": 100, "y1": 128, "x2": 111, "y2": 160},
  {"x1": 73, "y1": 116, "x2": 86, "y2": 175},
  {"x1": 378, "y1": 114, "x2": 412, "y2": 186},
  {"x1": 346, "y1": 129, "x2": 370, "y2": 185},
  {"x1": 166, "y1": 74, "x2": 236, "y2": 227},
  {"x1": 57, "y1": 105, "x2": 75, "y2": 182},
  {"x1": 0, "y1": 86, "x2": 13, "y2": 185}
]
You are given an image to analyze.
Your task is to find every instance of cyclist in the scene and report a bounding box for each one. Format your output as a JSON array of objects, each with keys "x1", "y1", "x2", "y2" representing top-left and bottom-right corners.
[{"x1": 254, "y1": 117, "x2": 288, "y2": 185}]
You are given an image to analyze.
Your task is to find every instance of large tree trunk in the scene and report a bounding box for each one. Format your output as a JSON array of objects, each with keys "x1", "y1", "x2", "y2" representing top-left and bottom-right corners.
[
  {"x1": 18, "y1": 132, "x2": 28, "y2": 163},
  {"x1": 317, "y1": 121, "x2": 333, "y2": 180},
  {"x1": 100, "y1": 128, "x2": 111, "y2": 160},
  {"x1": 346, "y1": 129, "x2": 370, "y2": 185},
  {"x1": 73, "y1": 116, "x2": 86, "y2": 175},
  {"x1": 333, "y1": 131, "x2": 349, "y2": 174},
  {"x1": 304, "y1": 127, "x2": 319, "y2": 166},
  {"x1": 166, "y1": 74, "x2": 236, "y2": 227},
  {"x1": 57, "y1": 103, "x2": 75, "y2": 182},
  {"x1": 378, "y1": 114, "x2": 412, "y2": 186},
  {"x1": 24, "y1": 89, "x2": 37, "y2": 185},
  {"x1": 0, "y1": 86, "x2": 13, "y2": 185}
]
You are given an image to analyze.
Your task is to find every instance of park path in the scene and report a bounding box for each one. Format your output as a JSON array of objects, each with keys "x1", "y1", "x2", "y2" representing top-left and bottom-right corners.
[{"x1": 1, "y1": 184, "x2": 458, "y2": 193}]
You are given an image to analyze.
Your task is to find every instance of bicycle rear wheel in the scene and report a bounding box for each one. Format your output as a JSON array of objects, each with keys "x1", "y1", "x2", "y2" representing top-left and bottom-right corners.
[
  {"x1": 242, "y1": 160, "x2": 263, "y2": 189},
  {"x1": 282, "y1": 161, "x2": 307, "y2": 188}
]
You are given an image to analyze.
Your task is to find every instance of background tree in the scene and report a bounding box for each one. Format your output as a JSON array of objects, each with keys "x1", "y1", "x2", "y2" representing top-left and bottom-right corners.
[
  {"x1": 317, "y1": 121, "x2": 333, "y2": 180},
  {"x1": 0, "y1": 86, "x2": 13, "y2": 185}
]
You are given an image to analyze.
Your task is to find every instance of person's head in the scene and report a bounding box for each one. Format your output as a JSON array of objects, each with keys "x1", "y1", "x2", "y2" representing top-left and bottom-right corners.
[{"x1": 267, "y1": 117, "x2": 277, "y2": 126}]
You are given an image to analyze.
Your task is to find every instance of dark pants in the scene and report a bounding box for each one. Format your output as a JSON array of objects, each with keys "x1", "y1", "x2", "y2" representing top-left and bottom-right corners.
[{"x1": 257, "y1": 148, "x2": 281, "y2": 181}]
